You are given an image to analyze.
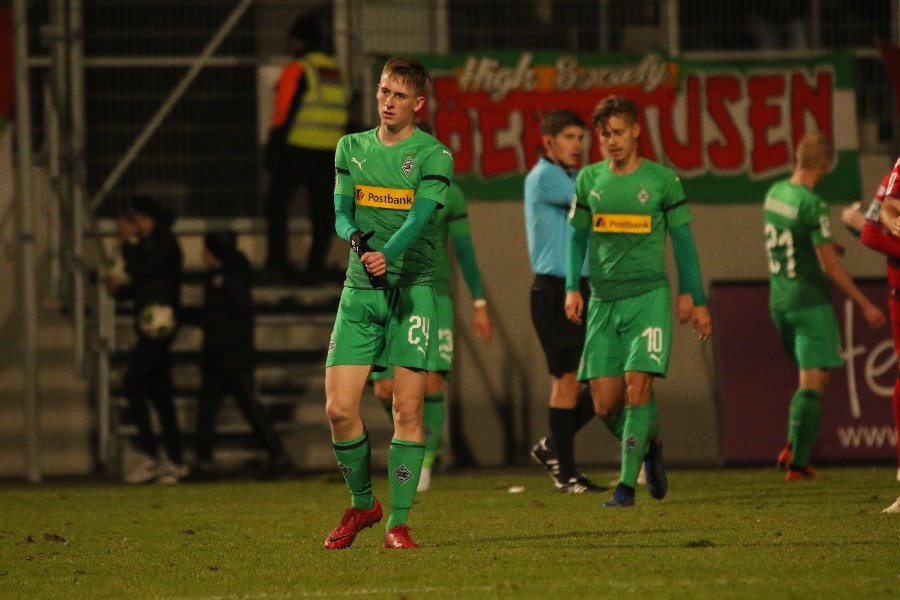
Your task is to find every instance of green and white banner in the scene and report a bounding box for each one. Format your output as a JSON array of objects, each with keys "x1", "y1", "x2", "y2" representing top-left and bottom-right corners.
[{"x1": 417, "y1": 51, "x2": 860, "y2": 203}]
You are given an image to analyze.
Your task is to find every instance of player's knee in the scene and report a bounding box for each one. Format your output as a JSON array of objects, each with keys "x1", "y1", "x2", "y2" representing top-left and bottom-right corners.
[
  {"x1": 373, "y1": 379, "x2": 393, "y2": 403},
  {"x1": 425, "y1": 372, "x2": 445, "y2": 394},
  {"x1": 595, "y1": 405, "x2": 620, "y2": 422},
  {"x1": 324, "y1": 397, "x2": 354, "y2": 427},
  {"x1": 392, "y1": 403, "x2": 422, "y2": 430},
  {"x1": 624, "y1": 374, "x2": 652, "y2": 404}
]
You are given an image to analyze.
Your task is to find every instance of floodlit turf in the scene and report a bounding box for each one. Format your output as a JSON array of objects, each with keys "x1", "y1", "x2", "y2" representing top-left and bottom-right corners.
[{"x1": 1, "y1": 467, "x2": 899, "y2": 599}]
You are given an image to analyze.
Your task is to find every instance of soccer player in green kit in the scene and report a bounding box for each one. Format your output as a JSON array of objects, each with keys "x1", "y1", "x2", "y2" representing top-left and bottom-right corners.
[
  {"x1": 323, "y1": 57, "x2": 453, "y2": 549},
  {"x1": 565, "y1": 95, "x2": 712, "y2": 508},
  {"x1": 371, "y1": 176, "x2": 494, "y2": 493},
  {"x1": 764, "y1": 132, "x2": 885, "y2": 480}
]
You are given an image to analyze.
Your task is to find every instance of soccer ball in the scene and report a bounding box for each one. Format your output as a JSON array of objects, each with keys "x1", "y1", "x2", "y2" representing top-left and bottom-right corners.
[{"x1": 139, "y1": 303, "x2": 176, "y2": 339}]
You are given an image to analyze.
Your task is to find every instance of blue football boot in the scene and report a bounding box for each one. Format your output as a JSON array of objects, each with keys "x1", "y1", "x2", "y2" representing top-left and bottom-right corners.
[
  {"x1": 644, "y1": 439, "x2": 668, "y2": 500},
  {"x1": 602, "y1": 483, "x2": 636, "y2": 507}
]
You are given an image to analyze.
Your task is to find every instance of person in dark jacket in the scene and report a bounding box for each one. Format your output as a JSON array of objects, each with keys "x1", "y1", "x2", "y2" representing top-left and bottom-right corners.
[
  {"x1": 103, "y1": 195, "x2": 186, "y2": 484},
  {"x1": 193, "y1": 230, "x2": 292, "y2": 479}
]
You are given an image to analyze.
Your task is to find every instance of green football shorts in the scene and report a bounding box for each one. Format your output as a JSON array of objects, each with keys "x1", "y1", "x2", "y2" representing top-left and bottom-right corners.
[
  {"x1": 578, "y1": 285, "x2": 673, "y2": 380},
  {"x1": 430, "y1": 279, "x2": 454, "y2": 373},
  {"x1": 327, "y1": 284, "x2": 437, "y2": 371},
  {"x1": 368, "y1": 279, "x2": 453, "y2": 379},
  {"x1": 770, "y1": 303, "x2": 844, "y2": 370}
]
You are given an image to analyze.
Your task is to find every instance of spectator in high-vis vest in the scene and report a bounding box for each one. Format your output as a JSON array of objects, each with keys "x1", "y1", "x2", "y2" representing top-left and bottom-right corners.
[{"x1": 263, "y1": 13, "x2": 350, "y2": 282}]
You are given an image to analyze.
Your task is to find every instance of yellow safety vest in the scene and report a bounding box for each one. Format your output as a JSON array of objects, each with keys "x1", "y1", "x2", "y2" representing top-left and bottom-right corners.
[{"x1": 287, "y1": 51, "x2": 350, "y2": 150}]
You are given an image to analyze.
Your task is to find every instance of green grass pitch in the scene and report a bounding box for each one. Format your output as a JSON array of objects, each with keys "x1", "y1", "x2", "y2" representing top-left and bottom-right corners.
[{"x1": 1, "y1": 466, "x2": 899, "y2": 599}]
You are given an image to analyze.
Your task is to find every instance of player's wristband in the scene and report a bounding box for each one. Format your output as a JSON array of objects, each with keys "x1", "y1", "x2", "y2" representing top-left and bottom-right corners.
[
  {"x1": 473, "y1": 298, "x2": 487, "y2": 308},
  {"x1": 349, "y1": 229, "x2": 385, "y2": 289},
  {"x1": 350, "y1": 230, "x2": 374, "y2": 256}
]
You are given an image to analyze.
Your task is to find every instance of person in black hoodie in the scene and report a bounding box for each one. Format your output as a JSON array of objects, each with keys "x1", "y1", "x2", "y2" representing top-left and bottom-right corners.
[
  {"x1": 103, "y1": 195, "x2": 186, "y2": 484},
  {"x1": 193, "y1": 230, "x2": 292, "y2": 479}
]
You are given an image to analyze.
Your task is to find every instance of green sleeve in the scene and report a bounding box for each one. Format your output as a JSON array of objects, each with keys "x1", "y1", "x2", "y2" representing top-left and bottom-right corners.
[
  {"x1": 382, "y1": 198, "x2": 439, "y2": 262},
  {"x1": 566, "y1": 226, "x2": 589, "y2": 292},
  {"x1": 670, "y1": 223, "x2": 707, "y2": 306},
  {"x1": 810, "y1": 198, "x2": 833, "y2": 245},
  {"x1": 450, "y1": 232, "x2": 485, "y2": 299},
  {"x1": 334, "y1": 193, "x2": 357, "y2": 241}
]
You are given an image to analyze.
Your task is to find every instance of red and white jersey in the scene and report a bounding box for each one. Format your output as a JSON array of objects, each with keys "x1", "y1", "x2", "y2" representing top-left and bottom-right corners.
[
  {"x1": 862, "y1": 168, "x2": 900, "y2": 288},
  {"x1": 885, "y1": 155, "x2": 900, "y2": 201},
  {"x1": 878, "y1": 173, "x2": 891, "y2": 202}
]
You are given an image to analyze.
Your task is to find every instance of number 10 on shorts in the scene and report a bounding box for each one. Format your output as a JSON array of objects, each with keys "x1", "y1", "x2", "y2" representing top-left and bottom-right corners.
[{"x1": 642, "y1": 326, "x2": 663, "y2": 358}]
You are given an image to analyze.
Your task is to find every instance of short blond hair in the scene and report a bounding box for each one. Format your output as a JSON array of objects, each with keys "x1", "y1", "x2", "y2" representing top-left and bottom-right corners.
[
  {"x1": 795, "y1": 132, "x2": 834, "y2": 169},
  {"x1": 382, "y1": 57, "x2": 431, "y2": 96}
]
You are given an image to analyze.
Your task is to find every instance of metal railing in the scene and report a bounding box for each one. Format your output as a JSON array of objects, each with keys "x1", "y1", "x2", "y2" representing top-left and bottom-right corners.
[{"x1": 15, "y1": 0, "x2": 900, "y2": 478}]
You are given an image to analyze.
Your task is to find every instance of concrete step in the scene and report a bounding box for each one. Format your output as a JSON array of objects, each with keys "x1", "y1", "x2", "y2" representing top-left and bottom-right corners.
[
  {"x1": 0, "y1": 386, "x2": 93, "y2": 478},
  {"x1": 0, "y1": 303, "x2": 94, "y2": 479}
]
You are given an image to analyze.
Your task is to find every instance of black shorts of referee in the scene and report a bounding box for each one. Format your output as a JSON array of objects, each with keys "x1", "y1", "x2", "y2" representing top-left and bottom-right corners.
[{"x1": 530, "y1": 274, "x2": 589, "y2": 377}]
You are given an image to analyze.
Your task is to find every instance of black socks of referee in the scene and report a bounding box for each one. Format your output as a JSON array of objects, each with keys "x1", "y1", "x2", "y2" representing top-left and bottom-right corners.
[
  {"x1": 548, "y1": 387, "x2": 596, "y2": 482},
  {"x1": 574, "y1": 385, "x2": 596, "y2": 430}
]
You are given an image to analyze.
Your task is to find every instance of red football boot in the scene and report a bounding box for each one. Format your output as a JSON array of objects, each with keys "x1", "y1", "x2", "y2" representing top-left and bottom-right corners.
[
  {"x1": 324, "y1": 499, "x2": 383, "y2": 549},
  {"x1": 776, "y1": 442, "x2": 792, "y2": 470},
  {"x1": 384, "y1": 524, "x2": 419, "y2": 549},
  {"x1": 785, "y1": 467, "x2": 815, "y2": 481}
]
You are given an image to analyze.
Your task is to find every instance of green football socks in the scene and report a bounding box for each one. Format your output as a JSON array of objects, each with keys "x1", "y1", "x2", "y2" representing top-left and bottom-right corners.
[
  {"x1": 601, "y1": 392, "x2": 655, "y2": 441},
  {"x1": 332, "y1": 431, "x2": 374, "y2": 510},
  {"x1": 788, "y1": 388, "x2": 823, "y2": 468},
  {"x1": 603, "y1": 411, "x2": 625, "y2": 440},
  {"x1": 387, "y1": 438, "x2": 425, "y2": 529},
  {"x1": 648, "y1": 392, "x2": 659, "y2": 439},
  {"x1": 620, "y1": 403, "x2": 654, "y2": 487},
  {"x1": 422, "y1": 391, "x2": 445, "y2": 470}
]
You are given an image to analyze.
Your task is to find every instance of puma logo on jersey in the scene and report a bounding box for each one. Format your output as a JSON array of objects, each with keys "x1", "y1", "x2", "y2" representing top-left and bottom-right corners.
[
  {"x1": 442, "y1": 150, "x2": 451, "y2": 156},
  {"x1": 589, "y1": 190, "x2": 601, "y2": 201},
  {"x1": 649, "y1": 353, "x2": 662, "y2": 365},
  {"x1": 417, "y1": 346, "x2": 426, "y2": 356},
  {"x1": 351, "y1": 157, "x2": 367, "y2": 170}
]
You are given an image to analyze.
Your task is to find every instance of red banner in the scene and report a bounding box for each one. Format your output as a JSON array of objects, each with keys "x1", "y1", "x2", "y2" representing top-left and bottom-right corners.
[
  {"x1": 415, "y1": 51, "x2": 861, "y2": 203},
  {"x1": 713, "y1": 280, "x2": 897, "y2": 464}
]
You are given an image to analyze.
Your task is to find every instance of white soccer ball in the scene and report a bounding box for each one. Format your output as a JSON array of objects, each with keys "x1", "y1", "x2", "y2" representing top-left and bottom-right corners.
[{"x1": 139, "y1": 303, "x2": 176, "y2": 339}]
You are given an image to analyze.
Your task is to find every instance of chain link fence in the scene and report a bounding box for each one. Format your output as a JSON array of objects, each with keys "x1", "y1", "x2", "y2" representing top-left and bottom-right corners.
[{"x1": 25, "y1": 0, "x2": 900, "y2": 218}]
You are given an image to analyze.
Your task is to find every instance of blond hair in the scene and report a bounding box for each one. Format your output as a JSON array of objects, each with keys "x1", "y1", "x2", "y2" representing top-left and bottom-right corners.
[
  {"x1": 795, "y1": 132, "x2": 834, "y2": 170},
  {"x1": 382, "y1": 57, "x2": 431, "y2": 96}
]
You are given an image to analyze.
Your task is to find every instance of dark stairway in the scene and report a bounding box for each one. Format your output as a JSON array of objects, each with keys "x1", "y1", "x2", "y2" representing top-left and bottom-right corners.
[{"x1": 109, "y1": 272, "x2": 391, "y2": 479}]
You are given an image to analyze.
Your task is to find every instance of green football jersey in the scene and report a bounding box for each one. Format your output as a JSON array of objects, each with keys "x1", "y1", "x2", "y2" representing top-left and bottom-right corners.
[
  {"x1": 763, "y1": 179, "x2": 832, "y2": 312},
  {"x1": 428, "y1": 182, "x2": 465, "y2": 284},
  {"x1": 335, "y1": 126, "x2": 453, "y2": 288},
  {"x1": 569, "y1": 159, "x2": 691, "y2": 301}
]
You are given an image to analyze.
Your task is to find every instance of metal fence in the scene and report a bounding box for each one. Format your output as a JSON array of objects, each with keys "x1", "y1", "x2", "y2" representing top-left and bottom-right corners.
[
  {"x1": 24, "y1": 0, "x2": 900, "y2": 219},
  {"x1": 12, "y1": 0, "x2": 900, "y2": 479}
]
